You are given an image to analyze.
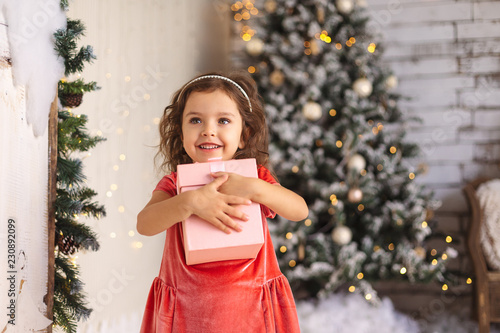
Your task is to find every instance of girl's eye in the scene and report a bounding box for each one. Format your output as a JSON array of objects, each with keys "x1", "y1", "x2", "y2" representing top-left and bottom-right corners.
[
  {"x1": 189, "y1": 117, "x2": 201, "y2": 124},
  {"x1": 219, "y1": 118, "x2": 230, "y2": 125}
]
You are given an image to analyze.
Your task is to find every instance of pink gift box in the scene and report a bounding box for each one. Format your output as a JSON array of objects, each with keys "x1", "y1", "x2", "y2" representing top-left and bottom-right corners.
[{"x1": 176, "y1": 158, "x2": 264, "y2": 265}]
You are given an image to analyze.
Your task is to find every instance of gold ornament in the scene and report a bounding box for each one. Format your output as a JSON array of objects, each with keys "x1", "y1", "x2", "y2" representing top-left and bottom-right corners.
[
  {"x1": 270, "y1": 70, "x2": 285, "y2": 87},
  {"x1": 298, "y1": 243, "x2": 305, "y2": 261},
  {"x1": 302, "y1": 101, "x2": 322, "y2": 121},
  {"x1": 353, "y1": 78, "x2": 373, "y2": 98},
  {"x1": 347, "y1": 187, "x2": 363, "y2": 203},
  {"x1": 310, "y1": 39, "x2": 320, "y2": 55},
  {"x1": 331, "y1": 225, "x2": 353, "y2": 245},
  {"x1": 414, "y1": 246, "x2": 426, "y2": 259},
  {"x1": 264, "y1": 0, "x2": 277, "y2": 13},
  {"x1": 317, "y1": 6, "x2": 325, "y2": 23},
  {"x1": 385, "y1": 75, "x2": 398, "y2": 89},
  {"x1": 246, "y1": 37, "x2": 264, "y2": 56},
  {"x1": 356, "y1": 0, "x2": 368, "y2": 8},
  {"x1": 336, "y1": 0, "x2": 354, "y2": 14}
]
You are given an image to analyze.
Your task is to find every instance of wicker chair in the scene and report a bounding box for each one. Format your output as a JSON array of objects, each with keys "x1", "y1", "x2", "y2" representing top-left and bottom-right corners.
[{"x1": 463, "y1": 178, "x2": 500, "y2": 333}]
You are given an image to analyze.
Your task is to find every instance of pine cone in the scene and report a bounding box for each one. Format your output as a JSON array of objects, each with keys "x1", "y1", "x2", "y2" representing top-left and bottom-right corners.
[{"x1": 60, "y1": 93, "x2": 83, "y2": 108}]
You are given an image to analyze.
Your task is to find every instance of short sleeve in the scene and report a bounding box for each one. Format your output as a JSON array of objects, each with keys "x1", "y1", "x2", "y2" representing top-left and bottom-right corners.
[
  {"x1": 153, "y1": 172, "x2": 177, "y2": 197},
  {"x1": 257, "y1": 166, "x2": 279, "y2": 219}
]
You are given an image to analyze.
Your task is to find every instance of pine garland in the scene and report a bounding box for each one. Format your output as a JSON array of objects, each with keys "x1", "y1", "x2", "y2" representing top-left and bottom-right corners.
[{"x1": 52, "y1": 2, "x2": 105, "y2": 332}]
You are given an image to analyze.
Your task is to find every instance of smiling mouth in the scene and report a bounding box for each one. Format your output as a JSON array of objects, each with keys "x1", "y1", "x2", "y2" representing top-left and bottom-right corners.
[{"x1": 198, "y1": 144, "x2": 221, "y2": 150}]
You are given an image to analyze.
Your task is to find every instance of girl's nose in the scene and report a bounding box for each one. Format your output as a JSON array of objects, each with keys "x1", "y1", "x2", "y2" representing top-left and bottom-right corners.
[{"x1": 201, "y1": 125, "x2": 216, "y2": 137}]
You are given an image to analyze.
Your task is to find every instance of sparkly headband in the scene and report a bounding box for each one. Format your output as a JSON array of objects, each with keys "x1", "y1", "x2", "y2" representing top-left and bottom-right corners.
[{"x1": 180, "y1": 75, "x2": 253, "y2": 112}]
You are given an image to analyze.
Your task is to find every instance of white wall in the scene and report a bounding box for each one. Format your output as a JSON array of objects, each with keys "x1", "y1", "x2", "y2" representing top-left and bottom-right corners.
[
  {"x1": 367, "y1": 0, "x2": 500, "y2": 318},
  {"x1": 66, "y1": 1, "x2": 203, "y2": 331}
]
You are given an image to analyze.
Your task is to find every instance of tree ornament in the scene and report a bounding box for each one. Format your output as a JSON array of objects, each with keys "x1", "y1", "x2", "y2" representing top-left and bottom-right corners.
[
  {"x1": 353, "y1": 78, "x2": 373, "y2": 97},
  {"x1": 317, "y1": 6, "x2": 325, "y2": 23},
  {"x1": 246, "y1": 37, "x2": 264, "y2": 57},
  {"x1": 298, "y1": 243, "x2": 305, "y2": 261},
  {"x1": 270, "y1": 70, "x2": 285, "y2": 87},
  {"x1": 414, "y1": 246, "x2": 426, "y2": 259},
  {"x1": 347, "y1": 154, "x2": 366, "y2": 171},
  {"x1": 264, "y1": 0, "x2": 277, "y2": 13},
  {"x1": 356, "y1": 0, "x2": 368, "y2": 7},
  {"x1": 336, "y1": 0, "x2": 354, "y2": 14},
  {"x1": 302, "y1": 101, "x2": 322, "y2": 121},
  {"x1": 385, "y1": 75, "x2": 398, "y2": 89},
  {"x1": 347, "y1": 187, "x2": 363, "y2": 203},
  {"x1": 331, "y1": 225, "x2": 353, "y2": 245},
  {"x1": 310, "y1": 39, "x2": 320, "y2": 55}
]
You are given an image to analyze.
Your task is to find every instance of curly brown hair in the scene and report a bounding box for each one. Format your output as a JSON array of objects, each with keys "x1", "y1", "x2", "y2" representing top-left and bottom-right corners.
[{"x1": 156, "y1": 71, "x2": 270, "y2": 173}]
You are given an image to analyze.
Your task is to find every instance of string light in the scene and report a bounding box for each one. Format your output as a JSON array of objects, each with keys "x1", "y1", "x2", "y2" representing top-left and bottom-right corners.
[
  {"x1": 360, "y1": 169, "x2": 367, "y2": 176},
  {"x1": 377, "y1": 164, "x2": 383, "y2": 171},
  {"x1": 124, "y1": 76, "x2": 131, "y2": 82},
  {"x1": 431, "y1": 249, "x2": 437, "y2": 256},
  {"x1": 128, "y1": 230, "x2": 135, "y2": 237},
  {"x1": 442, "y1": 284, "x2": 448, "y2": 291},
  {"x1": 357, "y1": 204, "x2": 365, "y2": 211},
  {"x1": 446, "y1": 236, "x2": 453, "y2": 243},
  {"x1": 113, "y1": 165, "x2": 119, "y2": 171},
  {"x1": 431, "y1": 259, "x2": 438, "y2": 265},
  {"x1": 118, "y1": 205, "x2": 125, "y2": 213},
  {"x1": 105, "y1": 73, "x2": 112, "y2": 79},
  {"x1": 110, "y1": 184, "x2": 118, "y2": 191},
  {"x1": 365, "y1": 293, "x2": 372, "y2": 300},
  {"x1": 466, "y1": 278, "x2": 472, "y2": 284},
  {"x1": 421, "y1": 221, "x2": 428, "y2": 228},
  {"x1": 357, "y1": 272, "x2": 364, "y2": 280},
  {"x1": 388, "y1": 243, "x2": 395, "y2": 251},
  {"x1": 336, "y1": 140, "x2": 343, "y2": 148},
  {"x1": 119, "y1": 154, "x2": 126, "y2": 161},
  {"x1": 153, "y1": 117, "x2": 160, "y2": 124},
  {"x1": 248, "y1": 66, "x2": 256, "y2": 73},
  {"x1": 349, "y1": 286, "x2": 356, "y2": 292},
  {"x1": 373, "y1": 245, "x2": 381, "y2": 252},
  {"x1": 134, "y1": 241, "x2": 143, "y2": 249},
  {"x1": 367, "y1": 43, "x2": 376, "y2": 53},
  {"x1": 304, "y1": 219, "x2": 312, "y2": 226},
  {"x1": 280, "y1": 246, "x2": 287, "y2": 253},
  {"x1": 335, "y1": 43, "x2": 342, "y2": 50},
  {"x1": 390, "y1": 146, "x2": 397, "y2": 154},
  {"x1": 442, "y1": 253, "x2": 448, "y2": 260},
  {"x1": 409, "y1": 173, "x2": 415, "y2": 179},
  {"x1": 285, "y1": 232, "x2": 293, "y2": 239},
  {"x1": 400, "y1": 267, "x2": 407, "y2": 274},
  {"x1": 106, "y1": 191, "x2": 112, "y2": 197},
  {"x1": 292, "y1": 165, "x2": 299, "y2": 173},
  {"x1": 110, "y1": 232, "x2": 116, "y2": 238},
  {"x1": 329, "y1": 109, "x2": 337, "y2": 116},
  {"x1": 289, "y1": 260, "x2": 296, "y2": 267}
]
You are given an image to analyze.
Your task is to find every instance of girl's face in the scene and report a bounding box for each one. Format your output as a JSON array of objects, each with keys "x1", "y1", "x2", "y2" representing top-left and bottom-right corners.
[{"x1": 181, "y1": 90, "x2": 244, "y2": 163}]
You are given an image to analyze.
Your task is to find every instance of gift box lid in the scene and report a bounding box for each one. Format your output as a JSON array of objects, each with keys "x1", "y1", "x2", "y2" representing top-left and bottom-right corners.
[{"x1": 176, "y1": 158, "x2": 258, "y2": 193}]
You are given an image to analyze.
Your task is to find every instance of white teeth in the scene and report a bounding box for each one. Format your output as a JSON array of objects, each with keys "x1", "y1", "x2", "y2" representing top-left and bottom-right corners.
[{"x1": 199, "y1": 145, "x2": 220, "y2": 149}]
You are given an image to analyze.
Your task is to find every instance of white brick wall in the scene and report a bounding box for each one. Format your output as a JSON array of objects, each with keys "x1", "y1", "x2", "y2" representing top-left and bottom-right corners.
[{"x1": 372, "y1": 0, "x2": 500, "y2": 319}]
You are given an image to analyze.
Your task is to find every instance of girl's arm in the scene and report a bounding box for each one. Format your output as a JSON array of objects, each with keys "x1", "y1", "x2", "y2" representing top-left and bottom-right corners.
[
  {"x1": 137, "y1": 174, "x2": 252, "y2": 236},
  {"x1": 212, "y1": 173, "x2": 309, "y2": 222}
]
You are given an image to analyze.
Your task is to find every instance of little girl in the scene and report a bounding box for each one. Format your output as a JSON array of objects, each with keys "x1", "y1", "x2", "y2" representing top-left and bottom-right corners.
[{"x1": 137, "y1": 71, "x2": 309, "y2": 332}]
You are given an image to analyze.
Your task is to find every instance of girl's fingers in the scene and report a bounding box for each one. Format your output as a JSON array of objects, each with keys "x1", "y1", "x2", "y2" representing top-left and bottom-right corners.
[
  {"x1": 217, "y1": 214, "x2": 243, "y2": 232},
  {"x1": 225, "y1": 205, "x2": 249, "y2": 222},
  {"x1": 209, "y1": 174, "x2": 228, "y2": 189},
  {"x1": 226, "y1": 195, "x2": 252, "y2": 206}
]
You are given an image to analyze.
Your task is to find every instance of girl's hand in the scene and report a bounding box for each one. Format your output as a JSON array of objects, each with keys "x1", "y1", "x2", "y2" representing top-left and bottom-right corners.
[
  {"x1": 189, "y1": 174, "x2": 252, "y2": 234},
  {"x1": 211, "y1": 172, "x2": 255, "y2": 200}
]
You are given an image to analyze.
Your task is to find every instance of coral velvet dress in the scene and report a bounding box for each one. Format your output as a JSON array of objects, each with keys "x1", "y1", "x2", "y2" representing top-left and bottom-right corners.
[{"x1": 139, "y1": 166, "x2": 300, "y2": 333}]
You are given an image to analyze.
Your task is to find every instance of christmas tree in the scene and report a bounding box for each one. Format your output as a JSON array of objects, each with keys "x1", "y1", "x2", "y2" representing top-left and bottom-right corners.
[
  {"x1": 232, "y1": 0, "x2": 456, "y2": 301},
  {"x1": 52, "y1": 3, "x2": 105, "y2": 332}
]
